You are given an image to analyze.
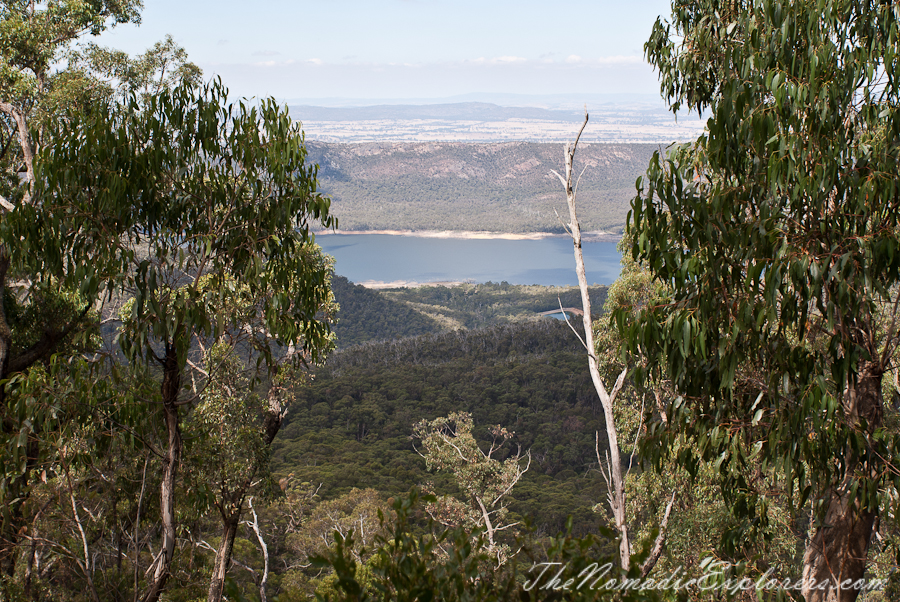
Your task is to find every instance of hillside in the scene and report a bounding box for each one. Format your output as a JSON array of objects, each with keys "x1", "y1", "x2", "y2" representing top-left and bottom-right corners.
[
  {"x1": 306, "y1": 141, "x2": 658, "y2": 233},
  {"x1": 273, "y1": 318, "x2": 609, "y2": 537},
  {"x1": 330, "y1": 277, "x2": 608, "y2": 346}
]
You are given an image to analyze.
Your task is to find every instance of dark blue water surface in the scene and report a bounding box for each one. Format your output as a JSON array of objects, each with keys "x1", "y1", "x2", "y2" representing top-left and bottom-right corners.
[{"x1": 315, "y1": 234, "x2": 622, "y2": 286}]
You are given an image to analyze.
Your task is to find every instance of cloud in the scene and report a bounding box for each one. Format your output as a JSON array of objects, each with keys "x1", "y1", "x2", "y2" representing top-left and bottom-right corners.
[
  {"x1": 253, "y1": 50, "x2": 280, "y2": 57},
  {"x1": 566, "y1": 55, "x2": 582, "y2": 63},
  {"x1": 217, "y1": 39, "x2": 229, "y2": 46},
  {"x1": 206, "y1": 56, "x2": 661, "y2": 99}
]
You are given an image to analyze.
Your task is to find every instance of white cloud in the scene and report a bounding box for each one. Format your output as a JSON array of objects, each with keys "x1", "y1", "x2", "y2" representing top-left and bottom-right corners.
[
  {"x1": 566, "y1": 55, "x2": 582, "y2": 63},
  {"x1": 253, "y1": 50, "x2": 280, "y2": 57},
  {"x1": 492, "y1": 56, "x2": 527, "y2": 63}
]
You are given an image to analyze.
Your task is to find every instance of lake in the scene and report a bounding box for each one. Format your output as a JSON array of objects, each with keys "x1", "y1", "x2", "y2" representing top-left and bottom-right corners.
[{"x1": 315, "y1": 234, "x2": 622, "y2": 287}]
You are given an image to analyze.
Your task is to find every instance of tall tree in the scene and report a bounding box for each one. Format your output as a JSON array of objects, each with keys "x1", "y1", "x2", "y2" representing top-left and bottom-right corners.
[
  {"x1": 553, "y1": 114, "x2": 674, "y2": 576},
  {"x1": 0, "y1": 4, "x2": 200, "y2": 584},
  {"x1": 19, "y1": 79, "x2": 336, "y2": 601},
  {"x1": 628, "y1": 0, "x2": 900, "y2": 599}
]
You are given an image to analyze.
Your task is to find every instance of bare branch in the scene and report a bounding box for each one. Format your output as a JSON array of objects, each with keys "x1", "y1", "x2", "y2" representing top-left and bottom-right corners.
[{"x1": 641, "y1": 491, "x2": 677, "y2": 578}]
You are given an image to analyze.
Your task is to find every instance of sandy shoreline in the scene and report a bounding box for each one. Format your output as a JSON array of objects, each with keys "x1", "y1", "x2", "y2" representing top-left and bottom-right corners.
[
  {"x1": 355, "y1": 279, "x2": 470, "y2": 290},
  {"x1": 314, "y1": 229, "x2": 621, "y2": 243}
]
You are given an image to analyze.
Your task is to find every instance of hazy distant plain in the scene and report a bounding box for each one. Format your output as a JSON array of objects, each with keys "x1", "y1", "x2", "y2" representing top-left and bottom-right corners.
[{"x1": 292, "y1": 101, "x2": 707, "y2": 143}]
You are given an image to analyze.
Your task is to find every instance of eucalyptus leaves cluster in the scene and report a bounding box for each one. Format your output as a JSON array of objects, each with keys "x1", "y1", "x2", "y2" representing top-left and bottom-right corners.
[{"x1": 624, "y1": 0, "x2": 900, "y2": 595}]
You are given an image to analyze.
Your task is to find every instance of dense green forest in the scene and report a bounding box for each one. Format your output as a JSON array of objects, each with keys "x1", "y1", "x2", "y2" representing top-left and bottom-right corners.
[
  {"x1": 274, "y1": 318, "x2": 608, "y2": 537},
  {"x1": 330, "y1": 276, "x2": 608, "y2": 346},
  {"x1": 305, "y1": 142, "x2": 656, "y2": 233}
]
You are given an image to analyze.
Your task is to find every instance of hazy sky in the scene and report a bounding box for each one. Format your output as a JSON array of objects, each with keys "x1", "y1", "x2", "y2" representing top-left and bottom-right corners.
[{"x1": 95, "y1": 0, "x2": 674, "y2": 102}]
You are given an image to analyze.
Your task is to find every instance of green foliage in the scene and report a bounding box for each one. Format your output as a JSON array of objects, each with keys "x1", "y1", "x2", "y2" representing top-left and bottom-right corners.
[
  {"x1": 21, "y1": 78, "x2": 336, "y2": 367},
  {"x1": 184, "y1": 343, "x2": 270, "y2": 513},
  {"x1": 312, "y1": 491, "x2": 669, "y2": 602},
  {"x1": 273, "y1": 318, "x2": 609, "y2": 537},
  {"x1": 0, "y1": 0, "x2": 143, "y2": 201},
  {"x1": 68, "y1": 34, "x2": 203, "y2": 106},
  {"x1": 624, "y1": 0, "x2": 900, "y2": 587},
  {"x1": 413, "y1": 412, "x2": 529, "y2": 565},
  {"x1": 289, "y1": 488, "x2": 388, "y2": 569}
]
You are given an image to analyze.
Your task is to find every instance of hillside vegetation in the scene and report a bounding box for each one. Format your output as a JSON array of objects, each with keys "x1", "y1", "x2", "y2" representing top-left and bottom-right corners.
[
  {"x1": 330, "y1": 277, "x2": 608, "y2": 347},
  {"x1": 306, "y1": 141, "x2": 657, "y2": 233},
  {"x1": 273, "y1": 318, "x2": 609, "y2": 538}
]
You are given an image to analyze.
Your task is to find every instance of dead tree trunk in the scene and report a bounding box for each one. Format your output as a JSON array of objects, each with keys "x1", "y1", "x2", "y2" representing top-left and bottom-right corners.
[{"x1": 553, "y1": 112, "x2": 674, "y2": 574}]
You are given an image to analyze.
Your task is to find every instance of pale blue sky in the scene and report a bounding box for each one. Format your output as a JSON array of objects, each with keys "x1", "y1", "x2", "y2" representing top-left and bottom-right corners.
[{"x1": 95, "y1": 0, "x2": 674, "y2": 103}]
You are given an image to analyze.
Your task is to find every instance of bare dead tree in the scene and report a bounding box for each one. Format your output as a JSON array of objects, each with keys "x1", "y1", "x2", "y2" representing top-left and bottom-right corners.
[{"x1": 552, "y1": 111, "x2": 675, "y2": 575}]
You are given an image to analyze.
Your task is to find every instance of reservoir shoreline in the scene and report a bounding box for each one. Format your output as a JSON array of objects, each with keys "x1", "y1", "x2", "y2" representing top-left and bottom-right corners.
[{"x1": 314, "y1": 229, "x2": 622, "y2": 243}]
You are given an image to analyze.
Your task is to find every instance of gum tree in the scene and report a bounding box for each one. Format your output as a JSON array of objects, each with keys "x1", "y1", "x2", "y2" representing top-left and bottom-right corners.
[
  {"x1": 627, "y1": 0, "x2": 900, "y2": 599},
  {"x1": 18, "y1": 79, "x2": 336, "y2": 601},
  {"x1": 412, "y1": 412, "x2": 530, "y2": 567}
]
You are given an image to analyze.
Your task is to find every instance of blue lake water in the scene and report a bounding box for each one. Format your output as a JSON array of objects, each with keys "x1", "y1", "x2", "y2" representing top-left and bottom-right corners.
[{"x1": 315, "y1": 234, "x2": 622, "y2": 287}]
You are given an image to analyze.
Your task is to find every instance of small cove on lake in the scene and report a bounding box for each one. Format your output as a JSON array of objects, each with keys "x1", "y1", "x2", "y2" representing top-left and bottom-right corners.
[{"x1": 315, "y1": 233, "x2": 622, "y2": 287}]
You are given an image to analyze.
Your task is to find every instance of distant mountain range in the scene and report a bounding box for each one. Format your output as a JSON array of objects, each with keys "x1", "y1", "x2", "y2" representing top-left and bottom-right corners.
[
  {"x1": 288, "y1": 101, "x2": 707, "y2": 143},
  {"x1": 284, "y1": 92, "x2": 667, "y2": 109}
]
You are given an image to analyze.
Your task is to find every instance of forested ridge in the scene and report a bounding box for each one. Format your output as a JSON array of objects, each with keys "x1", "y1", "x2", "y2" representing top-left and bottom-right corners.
[
  {"x1": 306, "y1": 141, "x2": 656, "y2": 233},
  {"x1": 330, "y1": 276, "x2": 608, "y2": 346},
  {"x1": 274, "y1": 318, "x2": 609, "y2": 537}
]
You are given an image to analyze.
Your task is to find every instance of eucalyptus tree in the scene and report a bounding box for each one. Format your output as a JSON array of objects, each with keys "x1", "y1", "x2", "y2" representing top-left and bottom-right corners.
[
  {"x1": 18, "y1": 79, "x2": 336, "y2": 601},
  {"x1": 0, "y1": 0, "x2": 142, "y2": 201},
  {"x1": 624, "y1": 0, "x2": 900, "y2": 598},
  {"x1": 413, "y1": 412, "x2": 530, "y2": 567}
]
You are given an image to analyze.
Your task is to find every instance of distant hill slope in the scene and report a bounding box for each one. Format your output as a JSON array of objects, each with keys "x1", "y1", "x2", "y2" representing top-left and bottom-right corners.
[
  {"x1": 307, "y1": 141, "x2": 658, "y2": 233},
  {"x1": 330, "y1": 276, "x2": 443, "y2": 348}
]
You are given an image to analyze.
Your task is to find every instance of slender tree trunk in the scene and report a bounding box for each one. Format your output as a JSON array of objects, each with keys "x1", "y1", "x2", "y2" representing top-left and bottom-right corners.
[
  {"x1": 247, "y1": 498, "x2": 270, "y2": 602},
  {"x1": 142, "y1": 344, "x2": 183, "y2": 602},
  {"x1": 205, "y1": 380, "x2": 287, "y2": 602},
  {"x1": 207, "y1": 512, "x2": 241, "y2": 602},
  {"x1": 802, "y1": 361, "x2": 883, "y2": 602},
  {"x1": 0, "y1": 103, "x2": 34, "y2": 201},
  {"x1": 554, "y1": 113, "x2": 631, "y2": 569}
]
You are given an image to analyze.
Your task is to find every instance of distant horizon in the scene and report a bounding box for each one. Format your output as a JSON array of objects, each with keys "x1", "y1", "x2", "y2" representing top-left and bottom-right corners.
[{"x1": 279, "y1": 92, "x2": 670, "y2": 110}]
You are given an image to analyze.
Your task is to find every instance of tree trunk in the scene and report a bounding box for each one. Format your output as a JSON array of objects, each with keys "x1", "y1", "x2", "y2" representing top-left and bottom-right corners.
[
  {"x1": 141, "y1": 344, "x2": 183, "y2": 602},
  {"x1": 802, "y1": 486, "x2": 877, "y2": 602},
  {"x1": 554, "y1": 113, "x2": 632, "y2": 570},
  {"x1": 802, "y1": 361, "x2": 883, "y2": 602},
  {"x1": 207, "y1": 512, "x2": 240, "y2": 602}
]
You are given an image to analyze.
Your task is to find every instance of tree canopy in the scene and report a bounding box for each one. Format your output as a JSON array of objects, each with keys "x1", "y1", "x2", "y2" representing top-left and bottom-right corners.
[{"x1": 625, "y1": 0, "x2": 900, "y2": 598}]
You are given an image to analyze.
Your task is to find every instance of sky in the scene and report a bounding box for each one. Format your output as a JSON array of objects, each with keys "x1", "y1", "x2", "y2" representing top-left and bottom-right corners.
[{"x1": 95, "y1": 0, "x2": 675, "y2": 104}]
